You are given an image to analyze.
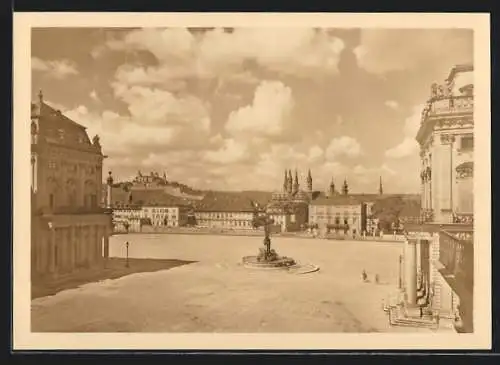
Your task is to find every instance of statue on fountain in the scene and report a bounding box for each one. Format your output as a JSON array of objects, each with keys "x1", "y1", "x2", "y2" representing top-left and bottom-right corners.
[
  {"x1": 242, "y1": 201, "x2": 295, "y2": 267},
  {"x1": 252, "y1": 203, "x2": 279, "y2": 262}
]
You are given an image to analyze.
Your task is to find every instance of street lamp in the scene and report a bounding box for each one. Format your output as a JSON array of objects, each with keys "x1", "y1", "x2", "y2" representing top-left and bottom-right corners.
[
  {"x1": 398, "y1": 254, "x2": 403, "y2": 289},
  {"x1": 125, "y1": 241, "x2": 130, "y2": 268}
]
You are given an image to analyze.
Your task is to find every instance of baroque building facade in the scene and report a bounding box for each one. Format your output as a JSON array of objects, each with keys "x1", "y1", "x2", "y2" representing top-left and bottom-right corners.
[
  {"x1": 31, "y1": 91, "x2": 112, "y2": 277},
  {"x1": 399, "y1": 64, "x2": 474, "y2": 333},
  {"x1": 265, "y1": 169, "x2": 311, "y2": 232},
  {"x1": 417, "y1": 63, "x2": 474, "y2": 224}
]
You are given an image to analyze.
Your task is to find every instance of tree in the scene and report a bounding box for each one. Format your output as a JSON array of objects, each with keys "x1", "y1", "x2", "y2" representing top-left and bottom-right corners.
[{"x1": 371, "y1": 196, "x2": 407, "y2": 231}]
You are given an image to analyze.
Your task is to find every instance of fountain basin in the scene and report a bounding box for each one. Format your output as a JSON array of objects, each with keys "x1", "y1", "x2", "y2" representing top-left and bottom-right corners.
[{"x1": 242, "y1": 255, "x2": 296, "y2": 269}]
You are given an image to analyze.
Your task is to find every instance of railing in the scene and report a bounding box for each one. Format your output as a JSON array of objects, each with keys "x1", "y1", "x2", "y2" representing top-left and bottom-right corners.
[
  {"x1": 438, "y1": 229, "x2": 473, "y2": 289},
  {"x1": 429, "y1": 95, "x2": 473, "y2": 116},
  {"x1": 452, "y1": 213, "x2": 474, "y2": 225},
  {"x1": 421, "y1": 209, "x2": 434, "y2": 223}
]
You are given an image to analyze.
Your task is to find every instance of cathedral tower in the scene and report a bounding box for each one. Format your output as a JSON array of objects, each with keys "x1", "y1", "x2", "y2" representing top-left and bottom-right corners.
[
  {"x1": 287, "y1": 170, "x2": 293, "y2": 194},
  {"x1": 293, "y1": 170, "x2": 299, "y2": 194},
  {"x1": 283, "y1": 169, "x2": 288, "y2": 192},
  {"x1": 307, "y1": 169, "x2": 313, "y2": 192},
  {"x1": 329, "y1": 177, "x2": 336, "y2": 196},
  {"x1": 342, "y1": 178, "x2": 349, "y2": 195}
]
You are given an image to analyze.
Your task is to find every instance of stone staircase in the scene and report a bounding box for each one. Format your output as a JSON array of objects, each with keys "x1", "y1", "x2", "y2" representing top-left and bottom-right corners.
[{"x1": 384, "y1": 304, "x2": 438, "y2": 330}]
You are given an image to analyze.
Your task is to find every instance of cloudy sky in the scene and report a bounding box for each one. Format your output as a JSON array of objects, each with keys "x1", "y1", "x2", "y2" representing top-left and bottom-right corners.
[{"x1": 31, "y1": 27, "x2": 473, "y2": 193}]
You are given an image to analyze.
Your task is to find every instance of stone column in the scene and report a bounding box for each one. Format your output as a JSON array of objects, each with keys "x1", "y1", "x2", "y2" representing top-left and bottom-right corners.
[
  {"x1": 49, "y1": 228, "x2": 56, "y2": 274},
  {"x1": 88, "y1": 225, "x2": 94, "y2": 266},
  {"x1": 404, "y1": 238, "x2": 418, "y2": 306},
  {"x1": 103, "y1": 228, "x2": 110, "y2": 259},
  {"x1": 70, "y1": 226, "x2": 76, "y2": 270}
]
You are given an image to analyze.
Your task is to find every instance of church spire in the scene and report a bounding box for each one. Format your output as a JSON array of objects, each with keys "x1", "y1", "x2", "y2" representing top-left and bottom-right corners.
[
  {"x1": 287, "y1": 169, "x2": 293, "y2": 193},
  {"x1": 379, "y1": 176, "x2": 383, "y2": 195},
  {"x1": 307, "y1": 168, "x2": 312, "y2": 192},
  {"x1": 342, "y1": 177, "x2": 349, "y2": 195},
  {"x1": 329, "y1": 177, "x2": 335, "y2": 196},
  {"x1": 293, "y1": 169, "x2": 299, "y2": 194},
  {"x1": 283, "y1": 169, "x2": 288, "y2": 192}
]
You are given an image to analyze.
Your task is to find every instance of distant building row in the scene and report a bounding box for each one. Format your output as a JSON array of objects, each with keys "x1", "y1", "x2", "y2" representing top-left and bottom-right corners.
[{"x1": 108, "y1": 169, "x2": 390, "y2": 236}]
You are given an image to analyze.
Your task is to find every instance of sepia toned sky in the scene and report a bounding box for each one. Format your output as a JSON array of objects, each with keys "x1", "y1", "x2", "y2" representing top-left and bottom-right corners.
[{"x1": 31, "y1": 27, "x2": 473, "y2": 193}]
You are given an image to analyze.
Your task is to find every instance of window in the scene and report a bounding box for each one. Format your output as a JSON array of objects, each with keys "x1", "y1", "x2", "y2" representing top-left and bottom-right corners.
[
  {"x1": 461, "y1": 136, "x2": 474, "y2": 150},
  {"x1": 91, "y1": 194, "x2": 97, "y2": 208}
]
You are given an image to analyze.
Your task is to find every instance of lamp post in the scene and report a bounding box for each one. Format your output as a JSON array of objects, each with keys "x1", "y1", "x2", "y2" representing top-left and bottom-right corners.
[
  {"x1": 125, "y1": 241, "x2": 129, "y2": 268},
  {"x1": 398, "y1": 254, "x2": 403, "y2": 289}
]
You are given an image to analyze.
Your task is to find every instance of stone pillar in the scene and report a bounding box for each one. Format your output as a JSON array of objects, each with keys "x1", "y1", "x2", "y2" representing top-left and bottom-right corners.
[
  {"x1": 69, "y1": 226, "x2": 75, "y2": 270},
  {"x1": 75, "y1": 226, "x2": 80, "y2": 267},
  {"x1": 88, "y1": 225, "x2": 94, "y2": 266},
  {"x1": 103, "y1": 228, "x2": 110, "y2": 259},
  {"x1": 81, "y1": 226, "x2": 88, "y2": 267},
  {"x1": 49, "y1": 228, "x2": 56, "y2": 274},
  {"x1": 404, "y1": 238, "x2": 418, "y2": 306}
]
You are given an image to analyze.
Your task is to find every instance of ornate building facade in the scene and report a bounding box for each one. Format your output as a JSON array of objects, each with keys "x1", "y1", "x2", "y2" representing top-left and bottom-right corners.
[
  {"x1": 308, "y1": 195, "x2": 367, "y2": 236},
  {"x1": 266, "y1": 169, "x2": 311, "y2": 232},
  {"x1": 417, "y1": 63, "x2": 474, "y2": 224},
  {"x1": 31, "y1": 91, "x2": 112, "y2": 277},
  {"x1": 400, "y1": 64, "x2": 474, "y2": 333}
]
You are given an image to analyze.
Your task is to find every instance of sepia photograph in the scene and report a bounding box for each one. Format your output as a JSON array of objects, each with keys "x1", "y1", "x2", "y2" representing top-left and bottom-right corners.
[{"x1": 13, "y1": 13, "x2": 491, "y2": 350}]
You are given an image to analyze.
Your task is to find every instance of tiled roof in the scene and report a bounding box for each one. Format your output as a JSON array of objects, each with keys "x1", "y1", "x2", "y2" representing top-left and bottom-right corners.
[
  {"x1": 32, "y1": 102, "x2": 99, "y2": 152},
  {"x1": 194, "y1": 191, "x2": 263, "y2": 212}
]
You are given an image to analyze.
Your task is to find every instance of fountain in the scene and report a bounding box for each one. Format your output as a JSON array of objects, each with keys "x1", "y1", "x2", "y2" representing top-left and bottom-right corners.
[{"x1": 242, "y1": 203, "x2": 317, "y2": 273}]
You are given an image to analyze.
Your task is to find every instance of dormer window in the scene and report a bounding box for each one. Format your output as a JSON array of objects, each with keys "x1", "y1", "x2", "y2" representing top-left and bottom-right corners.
[{"x1": 57, "y1": 129, "x2": 65, "y2": 140}]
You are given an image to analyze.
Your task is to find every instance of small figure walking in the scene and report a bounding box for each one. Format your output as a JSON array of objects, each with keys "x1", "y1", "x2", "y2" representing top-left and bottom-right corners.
[{"x1": 362, "y1": 269, "x2": 368, "y2": 282}]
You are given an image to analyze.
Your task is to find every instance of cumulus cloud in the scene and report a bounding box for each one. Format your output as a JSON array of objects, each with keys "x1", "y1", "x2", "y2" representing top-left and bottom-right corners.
[
  {"x1": 31, "y1": 57, "x2": 79, "y2": 79},
  {"x1": 105, "y1": 27, "x2": 345, "y2": 87},
  {"x1": 112, "y1": 83, "x2": 211, "y2": 130},
  {"x1": 354, "y1": 29, "x2": 473, "y2": 75},
  {"x1": 308, "y1": 145, "x2": 324, "y2": 162},
  {"x1": 56, "y1": 83, "x2": 213, "y2": 159},
  {"x1": 325, "y1": 136, "x2": 363, "y2": 160},
  {"x1": 385, "y1": 104, "x2": 424, "y2": 159},
  {"x1": 90, "y1": 90, "x2": 100, "y2": 102},
  {"x1": 203, "y1": 138, "x2": 250, "y2": 164},
  {"x1": 384, "y1": 100, "x2": 399, "y2": 109},
  {"x1": 225, "y1": 80, "x2": 294, "y2": 137}
]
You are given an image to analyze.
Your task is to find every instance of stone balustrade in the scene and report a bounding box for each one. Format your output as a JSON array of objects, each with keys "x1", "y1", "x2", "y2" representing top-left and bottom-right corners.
[{"x1": 430, "y1": 95, "x2": 474, "y2": 116}]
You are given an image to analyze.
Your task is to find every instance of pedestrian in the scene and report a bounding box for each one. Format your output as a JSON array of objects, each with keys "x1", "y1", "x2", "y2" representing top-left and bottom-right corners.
[{"x1": 362, "y1": 269, "x2": 367, "y2": 282}]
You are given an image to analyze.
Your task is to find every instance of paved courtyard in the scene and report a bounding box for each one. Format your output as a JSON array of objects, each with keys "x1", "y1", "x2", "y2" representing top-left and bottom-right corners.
[{"x1": 31, "y1": 234, "x2": 431, "y2": 333}]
